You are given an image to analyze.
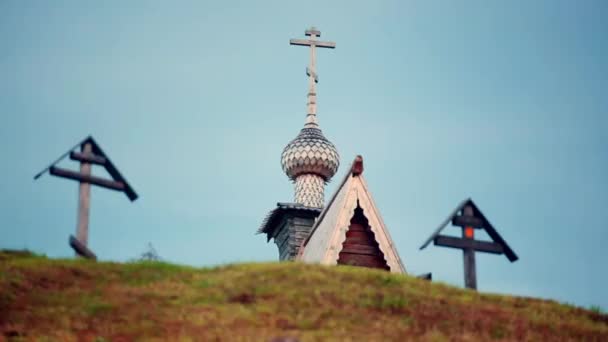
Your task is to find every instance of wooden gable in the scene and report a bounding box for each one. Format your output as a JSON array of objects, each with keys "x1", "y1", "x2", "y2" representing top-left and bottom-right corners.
[
  {"x1": 297, "y1": 156, "x2": 406, "y2": 273},
  {"x1": 338, "y1": 205, "x2": 390, "y2": 271}
]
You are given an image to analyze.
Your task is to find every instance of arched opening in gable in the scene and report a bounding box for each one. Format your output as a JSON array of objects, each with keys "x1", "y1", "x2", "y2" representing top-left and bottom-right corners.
[{"x1": 337, "y1": 204, "x2": 390, "y2": 271}]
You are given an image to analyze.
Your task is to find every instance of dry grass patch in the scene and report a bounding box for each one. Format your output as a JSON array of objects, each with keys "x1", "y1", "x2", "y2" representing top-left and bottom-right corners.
[{"x1": 1, "y1": 250, "x2": 607, "y2": 341}]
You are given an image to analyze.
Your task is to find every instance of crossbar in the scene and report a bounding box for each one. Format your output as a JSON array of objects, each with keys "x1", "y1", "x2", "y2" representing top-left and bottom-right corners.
[
  {"x1": 289, "y1": 39, "x2": 336, "y2": 48},
  {"x1": 305, "y1": 28, "x2": 321, "y2": 36},
  {"x1": 69, "y1": 151, "x2": 107, "y2": 166},
  {"x1": 452, "y1": 215, "x2": 485, "y2": 228},
  {"x1": 434, "y1": 235, "x2": 504, "y2": 254},
  {"x1": 50, "y1": 166, "x2": 125, "y2": 192}
]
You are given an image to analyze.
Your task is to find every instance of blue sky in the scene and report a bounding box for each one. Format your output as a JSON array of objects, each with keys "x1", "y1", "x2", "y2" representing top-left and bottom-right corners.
[{"x1": 1, "y1": 1, "x2": 606, "y2": 309}]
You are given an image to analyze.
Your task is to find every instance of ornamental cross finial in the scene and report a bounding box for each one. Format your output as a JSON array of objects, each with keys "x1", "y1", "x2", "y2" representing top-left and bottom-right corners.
[{"x1": 290, "y1": 27, "x2": 336, "y2": 128}]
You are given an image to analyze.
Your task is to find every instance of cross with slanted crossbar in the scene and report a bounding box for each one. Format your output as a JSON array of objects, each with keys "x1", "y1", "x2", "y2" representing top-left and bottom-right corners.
[{"x1": 290, "y1": 27, "x2": 335, "y2": 128}]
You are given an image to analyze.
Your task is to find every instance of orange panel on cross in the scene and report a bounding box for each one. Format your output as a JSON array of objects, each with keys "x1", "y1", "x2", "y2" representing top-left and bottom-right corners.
[{"x1": 465, "y1": 227, "x2": 475, "y2": 239}]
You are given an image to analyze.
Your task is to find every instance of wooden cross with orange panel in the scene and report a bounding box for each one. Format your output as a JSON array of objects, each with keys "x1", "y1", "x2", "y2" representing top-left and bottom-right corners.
[{"x1": 420, "y1": 198, "x2": 518, "y2": 290}]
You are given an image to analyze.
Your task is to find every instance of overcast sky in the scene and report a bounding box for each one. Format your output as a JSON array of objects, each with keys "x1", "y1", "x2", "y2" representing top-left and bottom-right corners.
[{"x1": 1, "y1": 0, "x2": 606, "y2": 309}]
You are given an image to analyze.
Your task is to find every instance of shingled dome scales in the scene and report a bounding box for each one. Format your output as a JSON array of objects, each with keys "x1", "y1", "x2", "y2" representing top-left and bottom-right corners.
[{"x1": 281, "y1": 27, "x2": 340, "y2": 208}]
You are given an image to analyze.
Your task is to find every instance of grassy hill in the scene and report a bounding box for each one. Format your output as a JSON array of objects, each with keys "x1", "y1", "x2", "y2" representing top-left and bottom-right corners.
[{"x1": 1, "y1": 250, "x2": 606, "y2": 341}]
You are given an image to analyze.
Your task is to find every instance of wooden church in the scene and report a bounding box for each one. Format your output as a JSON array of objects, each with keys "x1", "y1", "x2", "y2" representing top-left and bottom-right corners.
[{"x1": 258, "y1": 27, "x2": 406, "y2": 274}]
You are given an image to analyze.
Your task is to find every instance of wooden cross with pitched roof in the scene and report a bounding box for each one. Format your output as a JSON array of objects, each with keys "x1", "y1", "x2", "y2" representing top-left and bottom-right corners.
[
  {"x1": 290, "y1": 27, "x2": 335, "y2": 127},
  {"x1": 34, "y1": 136, "x2": 138, "y2": 260},
  {"x1": 420, "y1": 198, "x2": 518, "y2": 290}
]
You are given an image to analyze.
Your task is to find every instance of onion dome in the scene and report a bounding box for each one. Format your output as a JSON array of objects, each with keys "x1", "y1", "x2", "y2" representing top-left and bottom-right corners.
[{"x1": 281, "y1": 127, "x2": 339, "y2": 182}]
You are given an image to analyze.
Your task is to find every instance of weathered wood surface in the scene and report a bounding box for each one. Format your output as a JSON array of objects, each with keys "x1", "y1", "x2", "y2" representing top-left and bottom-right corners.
[
  {"x1": 341, "y1": 244, "x2": 383, "y2": 256},
  {"x1": 343, "y1": 234, "x2": 372, "y2": 244},
  {"x1": 433, "y1": 235, "x2": 504, "y2": 254},
  {"x1": 337, "y1": 209, "x2": 389, "y2": 271},
  {"x1": 345, "y1": 224, "x2": 366, "y2": 231},
  {"x1": 273, "y1": 215, "x2": 315, "y2": 261},
  {"x1": 69, "y1": 151, "x2": 107, "y2": 166},
  {"x1": 452, "y1": 215, "x2": 484, "y2": 228},
  {"x1": 76, "y1": 143, "x2": 92, "y2": 249},
  {"x1": 289, "y1": 39, "x2": 336, "y2": 48},
  {"x1": 102, "y1": 161, "x2": 138, "y2": 201},
  {"x1": 69, "y1": 235, "x2": 97, "y2": 260},
  {"x1": 462, "y1": 223, "x2": 477, "y2": 290},
  {"x1": 50, "y1": 166, "x2": 126, "y2": 192},
  {"x1": 463, "y1": 247, "x2": 476, "y2": 289},
  {"x1": 338, "y1": 253, "x2": 389, "y2": 269},
  {"x1": 461, "y1": 205, "x2": 476, "y2": 289},
  {"x1": 305, "y1": 28, "x2": 321, "y2": 36}
]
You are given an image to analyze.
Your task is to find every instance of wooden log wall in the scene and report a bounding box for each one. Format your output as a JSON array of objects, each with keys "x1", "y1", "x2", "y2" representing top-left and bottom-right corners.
[
  {"x1": 273, "y1": 215, "x2": 316, "y2": 261},
  {"x1": 338, "y1": 207, "x2": 390, "y2": 271}
]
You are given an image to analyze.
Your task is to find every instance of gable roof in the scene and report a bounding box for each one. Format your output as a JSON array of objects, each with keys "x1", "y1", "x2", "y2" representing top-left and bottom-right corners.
[
  {"x1": 34, "y1": 135, "x2": 138, "y2": 201},
  {"x1": 419, "y1": 198, "x2": 518, "y2": 262},
  {"x1": 297, "y1": 156, "x2": 407, "y2": 273}
]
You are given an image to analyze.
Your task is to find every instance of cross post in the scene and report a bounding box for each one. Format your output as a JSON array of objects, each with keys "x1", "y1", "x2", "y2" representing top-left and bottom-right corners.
[
  {"x1": 290, "y1": 27, "x2": 335, "y2": 127},
  {"x1": 76, "y1": 142, "x2": 92, "y2": 250},
  {"x1": 462, "y1": 205, "x2": 477, "y2": 289}
]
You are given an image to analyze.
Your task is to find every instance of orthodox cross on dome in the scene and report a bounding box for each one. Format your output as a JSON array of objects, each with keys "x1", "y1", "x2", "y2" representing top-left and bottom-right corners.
[
  {"x1": 290, "y1": 27, "x2": 335, "y2": 128},
  {"x1": 281, "y1": 27, "x2": 339, "y2": 208}
]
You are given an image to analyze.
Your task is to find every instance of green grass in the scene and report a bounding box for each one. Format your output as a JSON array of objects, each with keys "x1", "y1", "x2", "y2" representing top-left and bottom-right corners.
[{"x1": 1, "y1": 250, "x2": 607, "y2": 341}]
